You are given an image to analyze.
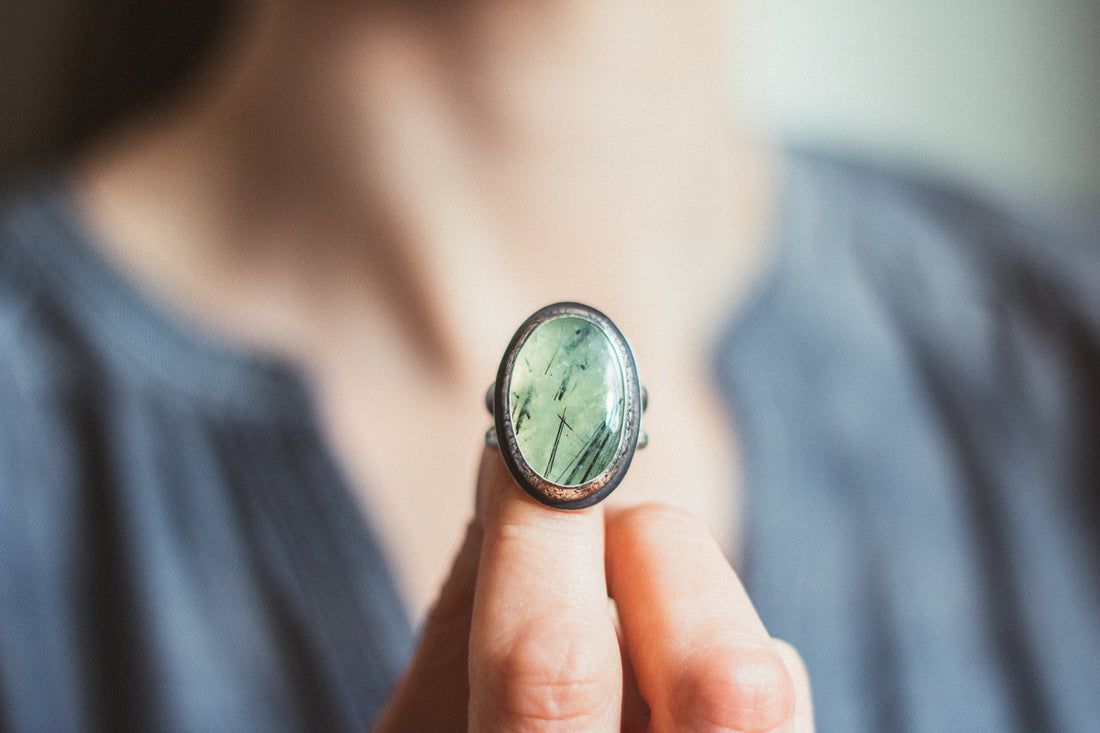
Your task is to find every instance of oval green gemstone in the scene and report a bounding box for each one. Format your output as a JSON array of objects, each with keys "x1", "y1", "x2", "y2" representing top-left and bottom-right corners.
[{"x1": 508, "y1": 316, "x2": 625, "y2": 486}]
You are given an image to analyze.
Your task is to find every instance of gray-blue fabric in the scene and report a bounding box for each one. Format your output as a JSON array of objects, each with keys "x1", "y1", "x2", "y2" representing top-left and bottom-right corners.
[
  {"x1": 719, "y1": 151, "x2": 1100, "y2": 732},
  {"x1": 0, "y1": 150, "x2": 1097, "y2": 731},
  {"x1": 0, "y1": 184, "x2": 413, "y2": 731}
]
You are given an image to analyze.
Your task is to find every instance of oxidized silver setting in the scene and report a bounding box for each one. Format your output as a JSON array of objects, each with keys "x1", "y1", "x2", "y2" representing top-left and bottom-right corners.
[{"x1": 486, "y1": 302, "x2": 646, "y2": 510}]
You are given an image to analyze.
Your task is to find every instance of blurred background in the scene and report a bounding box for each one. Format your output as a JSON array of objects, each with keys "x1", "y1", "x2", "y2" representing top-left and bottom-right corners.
[
  {"x1": 2, "y1": 1, "x2": 1099, "y2": 212},
  {"x1": 733, "y1": 0, "x2": 1100, "y2": 213}
]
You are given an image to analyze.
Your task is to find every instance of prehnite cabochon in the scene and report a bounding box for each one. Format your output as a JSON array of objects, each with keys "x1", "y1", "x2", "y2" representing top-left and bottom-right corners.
[{"x1": 507, "y1": 316, "x2": 625, "y2": 486}]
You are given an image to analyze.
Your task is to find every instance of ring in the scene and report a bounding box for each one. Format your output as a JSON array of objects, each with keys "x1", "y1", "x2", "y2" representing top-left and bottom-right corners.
[{"x1": 486, "y1": 302, "x2": 647, "y2": 510}]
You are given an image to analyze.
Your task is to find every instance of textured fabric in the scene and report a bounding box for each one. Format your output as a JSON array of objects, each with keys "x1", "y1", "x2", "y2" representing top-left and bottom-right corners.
[
  {"x1": 719, "y1": 151, "x2": 1100, "y2": 732},
  {"x1": 0, "y1": 182, "x2": 412, "y2": 732}
]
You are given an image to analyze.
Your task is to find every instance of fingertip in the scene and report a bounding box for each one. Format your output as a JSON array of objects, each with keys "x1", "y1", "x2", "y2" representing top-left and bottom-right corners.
[
  {"x1": 669, "y1": 644, "x2": 796, "y2": 733},
  {"x1": 771, "y1": 639, "x2": 807, "y2": 688},
  {"x1": 605, "y1": 502, "x2": 717, "y2": 556},
  {"x1": 773, "y1": 639, "x2": 814, "y2": 733}
]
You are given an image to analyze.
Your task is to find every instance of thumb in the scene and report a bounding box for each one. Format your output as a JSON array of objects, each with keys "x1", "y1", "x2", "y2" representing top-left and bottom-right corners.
[{"x1": 372, "y1": 516, "x2": 483, "y2": 732}]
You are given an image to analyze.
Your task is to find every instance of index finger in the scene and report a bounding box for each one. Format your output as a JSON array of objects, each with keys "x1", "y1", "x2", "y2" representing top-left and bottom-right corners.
[{"x1": 468, "y1": 446, "x2": 621, "y2": 732}]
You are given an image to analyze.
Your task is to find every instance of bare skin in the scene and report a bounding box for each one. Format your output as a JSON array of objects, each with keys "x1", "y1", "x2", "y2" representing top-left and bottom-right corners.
[{"x1": 76, "y1": 0, "x2": 811, "y2": 729}]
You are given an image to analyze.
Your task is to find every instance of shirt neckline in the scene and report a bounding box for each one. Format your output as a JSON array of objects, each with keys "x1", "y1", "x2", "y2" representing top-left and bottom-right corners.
[{"x1": 5, "y1": 173, "x2": 314, "y2": 423}]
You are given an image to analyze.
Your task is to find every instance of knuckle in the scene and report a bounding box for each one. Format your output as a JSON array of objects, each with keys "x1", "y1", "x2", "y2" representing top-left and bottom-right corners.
[
  {"x1": 476, "y1": 622, "x2": 619, "y2": 730},
  {"x1": 673, "y1": 646, "x2": 796, "y2": 733}
]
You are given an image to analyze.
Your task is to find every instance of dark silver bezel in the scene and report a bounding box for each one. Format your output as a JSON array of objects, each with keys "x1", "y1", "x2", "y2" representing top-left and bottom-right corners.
[{"x1": 492, "y1": 302, "x2": 642, "y2": 510}]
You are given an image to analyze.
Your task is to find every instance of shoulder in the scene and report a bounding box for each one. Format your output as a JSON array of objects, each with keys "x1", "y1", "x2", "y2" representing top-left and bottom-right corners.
[
  {"x1": 0, "y1": 180, "x2": 110, "y2": 729},
  {"x1": 0, "y1": 180, "x2": 88, "y2": 424},
  {"x1": 782, "y1": 147, "x2": 1100, "y2": 292},
  {"x1": 0, "y1": 180, "x2": 109, "y2": 435},
  {"x1": 761, "y1": 148, "x2": 1100, "y2": 518},
  {"x1": 0, "y1": 183, "x2": 49, "y2": 367},
  {"x1": 0, "y1": 180, "x2": 120, "y2": 564},
  {"x1": 733, "y1": 146, "x2": 1100, "y2": 488},
  {"x1": 781, "y1": 147, "x2": 1100, "y2": 376}
]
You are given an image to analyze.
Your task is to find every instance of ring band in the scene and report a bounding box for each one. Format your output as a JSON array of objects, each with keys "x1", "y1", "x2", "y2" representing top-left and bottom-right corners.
[{"x1": 485, "y1": 302, "x2": 646, "y2": 510}]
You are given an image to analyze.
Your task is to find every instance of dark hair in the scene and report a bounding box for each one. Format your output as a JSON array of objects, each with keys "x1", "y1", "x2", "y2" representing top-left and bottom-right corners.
[
  {"x1": 0, "y1": 0, "x2": 234, "y2": 186},
  {"x1": 62, "y1": 0, "x2": 234, "y2": 149}
]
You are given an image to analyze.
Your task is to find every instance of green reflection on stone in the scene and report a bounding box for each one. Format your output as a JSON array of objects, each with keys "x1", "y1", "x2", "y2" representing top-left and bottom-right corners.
[{"x1": 509, "y1": 316, "x2": 625, "y2": 485}]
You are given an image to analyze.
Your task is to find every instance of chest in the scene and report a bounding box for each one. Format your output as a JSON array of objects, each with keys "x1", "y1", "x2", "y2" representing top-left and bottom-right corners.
[{"x1": 315, "y1": 361, "x2": 743, "y2": 621}]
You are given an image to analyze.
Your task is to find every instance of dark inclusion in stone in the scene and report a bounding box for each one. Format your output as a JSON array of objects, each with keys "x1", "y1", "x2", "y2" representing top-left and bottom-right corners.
[{"x1": 508, "y1": 316, "x2": 625, "y2": 486}]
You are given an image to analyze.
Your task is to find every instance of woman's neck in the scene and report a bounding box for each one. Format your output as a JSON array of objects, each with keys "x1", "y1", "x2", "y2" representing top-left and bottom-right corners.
[
  {"x1": 72, "y1": 0, "x2": 779, "y2": 614},
  {"x1": 75, "y1": 0, "x2": 774, "y2": 381}
]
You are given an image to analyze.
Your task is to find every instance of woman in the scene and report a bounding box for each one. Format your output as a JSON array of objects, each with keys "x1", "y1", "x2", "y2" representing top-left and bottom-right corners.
[{"x1": 2, "y1": 0, "x2": 1097, "y2": 730}]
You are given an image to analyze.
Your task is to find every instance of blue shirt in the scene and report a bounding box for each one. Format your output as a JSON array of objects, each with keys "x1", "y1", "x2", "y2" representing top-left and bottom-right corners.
[
  {"x1": 0, "y1": 181, "x2": 411, "y2": 731},
  {"x1": 722, "y1": 151, "x2": 1100, "y2": 731}
]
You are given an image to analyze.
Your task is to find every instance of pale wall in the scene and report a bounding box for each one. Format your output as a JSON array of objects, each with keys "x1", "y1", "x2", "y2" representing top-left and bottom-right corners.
[{"x1": 734, "y1": 0, "x2": 1100, "y2": 212}]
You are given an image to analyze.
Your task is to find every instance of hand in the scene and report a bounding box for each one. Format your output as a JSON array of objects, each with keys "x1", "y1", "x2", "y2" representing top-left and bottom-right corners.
[{"x1": 373, "y1": 447, "x2": 813, "y2": 732}]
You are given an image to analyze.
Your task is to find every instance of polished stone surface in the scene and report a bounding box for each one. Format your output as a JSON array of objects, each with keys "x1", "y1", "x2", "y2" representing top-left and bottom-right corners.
[{"x1": 508, "y1": 316, "x2": 625, "y2": 485}]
